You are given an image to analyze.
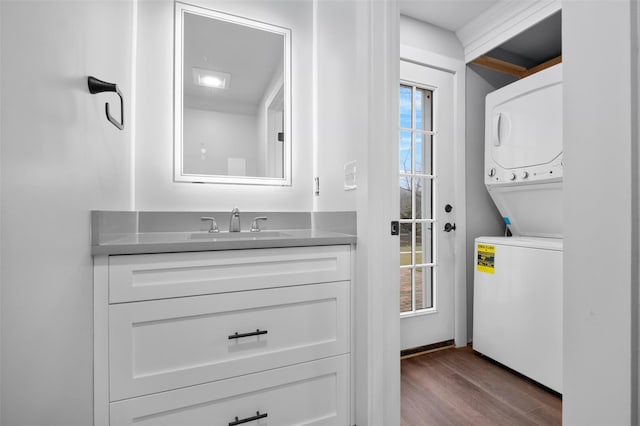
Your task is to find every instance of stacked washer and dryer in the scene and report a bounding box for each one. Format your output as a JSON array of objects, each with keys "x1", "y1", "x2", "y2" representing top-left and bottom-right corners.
[{"x1": 473, "y1": 64, "x2": 563, "y2": 393}]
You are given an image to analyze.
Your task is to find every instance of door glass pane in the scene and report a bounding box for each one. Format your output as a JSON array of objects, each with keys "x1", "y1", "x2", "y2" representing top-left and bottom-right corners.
[
  {"x1": 400, "y1": 223, "x2": 412, "y2": 266},
  {"x1": 421, "y1": 89, "x2": 433, "y2": 131},
  {"x1": 400, "y1": 85, "x2": 412, "y2": 128},
  {"x1": 400, "y1": 177, "x2": 412, "y2": 219},
  {"x1": 415, "y1": 89, "x2": 424, "y2": 130},
  {"x1": 415, "y1": 133, "x2": 423, "y2": 175},
  {"x1": 416, "y1": 88, "x2": 432, "y2": 131},
  {"x1": 400, "y1": 268, "x2": 413, "y2": 313},
  {"x1": 415, "y1": 177, "x2": 432, "y2": 220},
  {"x1": 415, "y1": 222, "x2": 433, "y2": 265},
  {"x1": 400, "y1": 131, "x2": 412, "y2": 174},
  {"x1": 415, "y1": 266, "x2": 433, "y2": 310},
  {"x1": 414, "y1": 134, "x2": 433, "y2": 175}
]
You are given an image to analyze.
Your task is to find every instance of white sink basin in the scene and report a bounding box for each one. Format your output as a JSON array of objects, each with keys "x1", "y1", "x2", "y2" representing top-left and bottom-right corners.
[{"x1": 189, "y1": 231, "x2": 291, "y2": 240}]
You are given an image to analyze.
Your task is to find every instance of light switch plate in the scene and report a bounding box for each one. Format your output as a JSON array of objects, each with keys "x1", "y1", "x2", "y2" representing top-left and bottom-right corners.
[{"x1": 344, "y1": 160, "x2": 357, "y2": 191}]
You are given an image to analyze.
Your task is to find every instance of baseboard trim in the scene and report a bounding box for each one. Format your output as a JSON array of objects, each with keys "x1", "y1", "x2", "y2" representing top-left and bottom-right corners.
[{"x1": 400, "y1": 339, "x2": 455, "y2": 359}]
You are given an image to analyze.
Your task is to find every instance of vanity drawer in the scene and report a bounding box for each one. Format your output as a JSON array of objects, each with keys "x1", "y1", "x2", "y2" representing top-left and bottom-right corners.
[
  {"x1": 109, "y1": 281, "x2": 350, "y2": 401},
  {"x1": 110, "y1": 355, "x2": 350, "y2": 426},
  {"x1": 108, "y1": 245, "x2": 351, "y2": 303}
]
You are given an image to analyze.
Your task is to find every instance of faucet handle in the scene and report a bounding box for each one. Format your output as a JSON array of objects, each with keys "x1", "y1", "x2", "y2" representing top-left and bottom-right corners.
[
  {"x1": 200, "y1": 217, "x2": 219, "y2": 233},
  {"x1": 250, "y1": 217, "x2": 268, "y2": 232}
]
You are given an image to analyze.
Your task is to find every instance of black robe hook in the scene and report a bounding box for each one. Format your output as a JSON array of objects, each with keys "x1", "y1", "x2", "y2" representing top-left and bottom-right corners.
[{"x1": 87, "y1": 76, "x2": 124, "y2": 130}]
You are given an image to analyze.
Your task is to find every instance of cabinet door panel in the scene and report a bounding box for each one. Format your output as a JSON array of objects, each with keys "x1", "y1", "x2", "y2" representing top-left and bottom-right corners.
[
  {"x1": 110, "y1": 355, "x2": 350, "y2": 426},
  {"x1": 109, "y1": 245, "x2": 351, "y2": 303},
  {"x1": 110, "y1": 282, "x2": 350, "y2": 401}
]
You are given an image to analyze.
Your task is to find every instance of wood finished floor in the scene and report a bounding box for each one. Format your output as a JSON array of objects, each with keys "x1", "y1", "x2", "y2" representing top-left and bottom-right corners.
[{"x1": 401, "y1": 346, "x2": 562, "y2": 426}]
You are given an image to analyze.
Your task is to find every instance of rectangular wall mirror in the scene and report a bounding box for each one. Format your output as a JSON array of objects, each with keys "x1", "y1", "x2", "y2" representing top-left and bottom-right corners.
[{"x1": 174, "y1": 2, "x2": 291, "y2": 185}]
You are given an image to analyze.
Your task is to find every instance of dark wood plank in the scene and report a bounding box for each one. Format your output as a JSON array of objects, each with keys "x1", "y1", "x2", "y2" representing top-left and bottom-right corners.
[{"x1": 401, "y1": 346, "x2": 562, "y2": 425}]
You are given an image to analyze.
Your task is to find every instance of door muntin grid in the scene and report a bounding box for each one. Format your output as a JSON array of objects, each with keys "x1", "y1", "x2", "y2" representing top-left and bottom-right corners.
[{"x1": 399, "y1": 83, "x2": 436, "y2": 315}]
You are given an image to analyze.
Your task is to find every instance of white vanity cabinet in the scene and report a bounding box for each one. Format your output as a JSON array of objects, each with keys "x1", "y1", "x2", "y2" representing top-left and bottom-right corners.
[{"x1": 94, "y1": 245, "x2": 353, "y2": 426}]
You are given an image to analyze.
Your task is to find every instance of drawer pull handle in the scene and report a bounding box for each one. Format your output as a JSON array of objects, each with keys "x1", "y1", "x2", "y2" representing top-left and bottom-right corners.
[
  {"x1": 228, "y1": 329, "x2": 268, "y2": 340},
  {"x1": 229, "y1": 411, "x2": 268, "y2": 426}
]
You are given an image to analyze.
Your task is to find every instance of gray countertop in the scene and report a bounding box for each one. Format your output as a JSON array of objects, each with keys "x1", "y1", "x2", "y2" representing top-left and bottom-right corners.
[
  {"x1": 92, "y1": 229, "x2": 356, "y2": 255},
  {"x1": 91, "y1": 210, "x2": 357, "y2": 255}
]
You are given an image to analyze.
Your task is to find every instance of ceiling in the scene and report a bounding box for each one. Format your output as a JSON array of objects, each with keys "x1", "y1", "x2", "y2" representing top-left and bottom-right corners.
[
  {"x1": 183, "y1": 11, "x2": 284, "y2": 114},
  {"x1": 399, "y1": 0, "x2": 499, "y2": 32},
  {"x1": 400, "y1": 1, "x2": 562, "y2": 81}
]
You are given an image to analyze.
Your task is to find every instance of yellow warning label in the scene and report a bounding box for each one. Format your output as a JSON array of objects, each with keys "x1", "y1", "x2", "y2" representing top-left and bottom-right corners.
[{"x1": 477, "y1": 244, "x2": 495, "y2": 274}]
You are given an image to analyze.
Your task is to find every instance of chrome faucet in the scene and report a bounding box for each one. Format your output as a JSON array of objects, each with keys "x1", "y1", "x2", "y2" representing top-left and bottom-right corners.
[
  {"x1": 229, "y1": 207, "x2": 241, "y2": 232},
  {"x1": 200, "y1": 216, "x2": 219, "y2": 233},
  {"x1": 250, "y1": 217, "x2": 268, "y2": 232}
]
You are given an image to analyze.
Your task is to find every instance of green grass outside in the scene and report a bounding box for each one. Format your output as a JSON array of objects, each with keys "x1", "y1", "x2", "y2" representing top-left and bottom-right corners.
[{"x1": 400, "y1": 246, "x2": 423, "y2": 266}]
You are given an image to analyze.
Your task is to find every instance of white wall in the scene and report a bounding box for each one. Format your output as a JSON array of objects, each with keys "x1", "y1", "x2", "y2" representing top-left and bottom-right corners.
[
  {"x1": 563, "y1": 1, "x2": 638, "y2": 424},
  {"x1": 135, "y1": 0, "x2": 313, "y2": 211},
  {"x1": 464, "y1": 67, "x2": 504, "y2": 340},
  {"x1": 314, "y1": 0, "x2": 361, "y2": 212},
  {"x1": 400, "y1": 15, "x2": 464, "y2": 60},
  {"x1": 255, "y1": 63, "x2": 284, "y2": 178},
  {"x1": 0, "y1": 1, "x2": 134, "y2": 424},
  {"x1": 183, "y1": 108, "x2": 258, "y2": 176}
]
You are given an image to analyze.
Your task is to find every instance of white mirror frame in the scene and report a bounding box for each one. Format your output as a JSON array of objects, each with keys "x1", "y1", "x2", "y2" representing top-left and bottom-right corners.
[{"x1": 173, "y1": 2, "x2": 292, "y2": 186}]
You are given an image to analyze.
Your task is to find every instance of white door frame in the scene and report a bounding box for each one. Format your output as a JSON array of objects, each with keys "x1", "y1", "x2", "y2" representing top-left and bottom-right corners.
[
  {"x1": 356, "y1": 4, "x2": 466, "y2": 424},
  {"x1": 400, "y1": 45, "x2": 467, "y2": 348},
  {"x1": 354, "y1": 2, "x2": 400, "y2": 425}
]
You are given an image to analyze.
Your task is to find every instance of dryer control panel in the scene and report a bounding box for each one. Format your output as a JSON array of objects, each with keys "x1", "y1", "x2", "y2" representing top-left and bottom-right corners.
[{"x1": 485, "y1": 156, "x2": 563, "y2": 187}]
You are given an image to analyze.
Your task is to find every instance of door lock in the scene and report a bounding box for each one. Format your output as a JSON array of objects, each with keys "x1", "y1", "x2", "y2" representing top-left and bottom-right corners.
[
  {"x1": 391, "y1": 221, "x2": 399, "y2": 236},
  {"x1": 444, "y1": 204, "x2": 453, "y2": 213},
  {"x1": 444, "y1": 222, "x2": 456, "y2": 232}
]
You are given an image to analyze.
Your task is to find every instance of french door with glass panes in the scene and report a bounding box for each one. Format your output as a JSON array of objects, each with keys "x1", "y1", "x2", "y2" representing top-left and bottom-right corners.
[{"x1": 399, "y1": 60, "x2": 455, "y2": 351}]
